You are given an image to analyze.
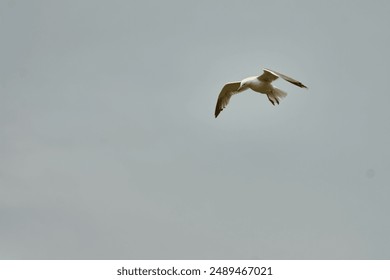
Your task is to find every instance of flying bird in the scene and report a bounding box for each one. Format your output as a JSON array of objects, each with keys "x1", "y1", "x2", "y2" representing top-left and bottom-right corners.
[{"x1": 215, "y1": 68, "x2": 307, "y2": 118}]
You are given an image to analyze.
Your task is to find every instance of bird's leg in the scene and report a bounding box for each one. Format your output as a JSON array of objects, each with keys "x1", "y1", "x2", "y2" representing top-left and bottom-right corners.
[
  {"x1": 267, "y1": 95, "x2": 275, "y2": 106},
  {"x1": 275, "y1": 98, "x2": 280, "y2": 105}
]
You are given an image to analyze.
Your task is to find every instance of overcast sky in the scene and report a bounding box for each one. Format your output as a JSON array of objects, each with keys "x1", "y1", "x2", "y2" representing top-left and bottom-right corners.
[{"x1": 1, "y1": 0, "x2": 390, "y2": 259}]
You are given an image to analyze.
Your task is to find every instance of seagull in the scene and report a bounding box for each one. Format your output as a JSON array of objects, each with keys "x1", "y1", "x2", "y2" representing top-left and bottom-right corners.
[{"x1": 214, "y1": 68, "x2": 307, "y2": 118}]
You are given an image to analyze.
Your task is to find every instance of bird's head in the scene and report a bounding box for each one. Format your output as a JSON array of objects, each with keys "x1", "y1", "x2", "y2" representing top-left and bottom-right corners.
[{"x1": 237, "y1": 78, "x2": 251, "y2": 92}]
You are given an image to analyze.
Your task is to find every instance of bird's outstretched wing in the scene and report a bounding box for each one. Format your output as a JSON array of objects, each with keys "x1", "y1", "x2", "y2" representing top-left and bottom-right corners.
[
  {"x1": 258, "y1": 68, "x2": 308, "y2": 88},
  {"x1": 214, "y1": 81, "x2": 241, "y2": 118}
]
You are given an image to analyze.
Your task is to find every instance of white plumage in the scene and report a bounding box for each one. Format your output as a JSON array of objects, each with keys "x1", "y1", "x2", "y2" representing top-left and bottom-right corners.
[{"x1": 215, "y1": 68, "x2": 308, "y2": 118}]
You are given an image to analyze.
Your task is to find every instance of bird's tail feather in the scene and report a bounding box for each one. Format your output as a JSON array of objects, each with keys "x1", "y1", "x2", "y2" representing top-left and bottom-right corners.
[
  {"x1": 273, "y1": 87, "x2": 288, "y2": 99},
  {"x1": 267, "y1": 87, "x2": 288, "y2": 105}
]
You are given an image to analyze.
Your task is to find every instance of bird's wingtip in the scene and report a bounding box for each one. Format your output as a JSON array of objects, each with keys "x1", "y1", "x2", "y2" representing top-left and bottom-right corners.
[
  {"x1": 215, "y1": 107, "x2": 222, "y2": 118},
  {"x1": 298, "y1": 82, "x2": 308, "y2": 89}
]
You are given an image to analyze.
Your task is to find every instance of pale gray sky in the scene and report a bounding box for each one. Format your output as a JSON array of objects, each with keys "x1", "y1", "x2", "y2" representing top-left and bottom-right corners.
[{"x1": 1, "y1": 0, "x2": 390, "y2": 259}]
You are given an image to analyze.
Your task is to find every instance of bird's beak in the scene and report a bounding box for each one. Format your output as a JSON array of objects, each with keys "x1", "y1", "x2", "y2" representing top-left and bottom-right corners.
[{"x1": 237, "y1": 86, "x2": 242, "y2": 92}]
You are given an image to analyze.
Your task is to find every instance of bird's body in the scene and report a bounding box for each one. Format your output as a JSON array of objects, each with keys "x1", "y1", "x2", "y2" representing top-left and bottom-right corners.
[
  {"x1": 214, "y1": 68, "x2": 307, "y2": 118},
  {"x1": 240, "y1": 76, "x2": 274, "y2": 94}
]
